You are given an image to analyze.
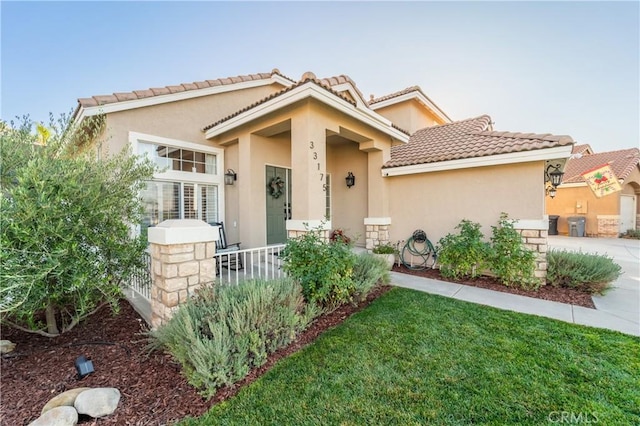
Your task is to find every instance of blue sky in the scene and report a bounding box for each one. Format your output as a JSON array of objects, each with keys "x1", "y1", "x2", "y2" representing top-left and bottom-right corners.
[{"x1": 2, "y1": 1, "x2": 638, "y2": 153}]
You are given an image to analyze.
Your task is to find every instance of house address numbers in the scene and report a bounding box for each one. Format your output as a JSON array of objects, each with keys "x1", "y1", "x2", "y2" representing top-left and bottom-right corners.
[{"x1": 310, "y1": 141, "x2": 327, "y2": 191}]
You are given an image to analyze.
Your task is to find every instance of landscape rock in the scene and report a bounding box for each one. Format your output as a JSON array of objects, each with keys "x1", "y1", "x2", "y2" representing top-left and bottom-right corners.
[
  {"x1": 74, "y1": 387, "x2": 121, "y2": 418},
  {"x1": 0, "y1": 339, "x2": 16, "y2": 354},
  {"x1": 28, "y1": 406, "x2": 78, "y2": 426},
  {"x1": 41, "y1": 387, "x2": 91, "y2": 415}
]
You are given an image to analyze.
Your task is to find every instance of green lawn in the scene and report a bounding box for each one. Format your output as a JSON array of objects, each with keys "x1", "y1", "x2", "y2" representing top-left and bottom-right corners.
[{"x1": 180, "y1": 288, "x2": 640, "y2": 425}]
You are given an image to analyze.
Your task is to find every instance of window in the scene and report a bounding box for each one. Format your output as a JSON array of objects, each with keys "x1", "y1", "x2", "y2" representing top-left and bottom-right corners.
[
  {"x1": 131, "y1": 132, "x2": 224, "y2": 239},
  {"x1": 138, "y1": 142, "x2": 217, "y2": 175}
]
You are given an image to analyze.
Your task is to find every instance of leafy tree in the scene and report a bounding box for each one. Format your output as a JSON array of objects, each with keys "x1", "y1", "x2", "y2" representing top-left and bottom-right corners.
[{"x1": 1, "y1": 114, "x2": 155, "y2": 336}]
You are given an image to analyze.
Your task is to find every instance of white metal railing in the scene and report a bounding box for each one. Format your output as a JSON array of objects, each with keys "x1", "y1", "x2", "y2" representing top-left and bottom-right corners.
[
  {"x1": 129, "y1": 251, "x2": 152, "y2": 299},
  {"x1": 214, "y1": 244, "x2": 286, "y2": 285}
]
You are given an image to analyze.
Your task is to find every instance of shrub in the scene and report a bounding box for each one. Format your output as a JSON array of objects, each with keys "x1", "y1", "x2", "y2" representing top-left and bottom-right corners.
[
  {"x1": 372, "y1": 243, "x2": 396, "y2": 254},
  {"x1": 620, "y1": 229, "x2": 640, "y2": 239},
  {"x1": 0, "y1": 115, "x2": 155, "y2": 336},
  {"x1": 547, "y1": 250, "x2": 622, "y2": 294},
  {"x1": 280, "y1": 225, "x2": 356, "y2": 308},
  {"x1": 150, "y1": 278, "x2": 317, "y2": 398},
  {"x1": 437, "y1": 220, "x2": 490, "y2": 280},
  {"x1": 329, "y1": 228, "x2": 352, "y2": 245},
  {"x1": 351, "y1": 253, "x2": 390, "y2": 301},
  {"x1": 490, "y1": 213, "x2": 538, "y2": 289}
]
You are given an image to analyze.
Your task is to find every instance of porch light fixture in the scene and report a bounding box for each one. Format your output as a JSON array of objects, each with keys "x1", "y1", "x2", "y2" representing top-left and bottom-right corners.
[
  {"x1": 224, "y1": 169, "x2": 237, "y2": 185},
  {"x1": 545, "y1": 164, "x2": 564, "y2": 199},
  {"x1": 345, "y1": 172, "x2": 355, "y2": 188}
]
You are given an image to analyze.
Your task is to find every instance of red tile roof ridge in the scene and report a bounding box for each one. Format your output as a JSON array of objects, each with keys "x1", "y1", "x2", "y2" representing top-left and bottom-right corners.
[
  {"x1": 561, "y1": 147, "x2": 639, "y2": 184},
  {"x1": 77, "y1": 69, "x2": 292, "y2": 109},
  {"x1": 202, "y1": 77, "x2": 357, "y2": 132},
  {"x1": 368, "y1": 86, "x2": 422, "y2": 105}
]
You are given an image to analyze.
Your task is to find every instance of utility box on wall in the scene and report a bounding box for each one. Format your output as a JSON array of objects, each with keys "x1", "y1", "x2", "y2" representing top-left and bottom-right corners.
[{"x1": 575, "y1": 201, "x2": 588, "y2": 214}]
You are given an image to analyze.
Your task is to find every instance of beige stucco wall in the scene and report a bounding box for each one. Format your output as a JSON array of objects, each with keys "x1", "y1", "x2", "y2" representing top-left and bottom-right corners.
[
  {"x1": 373, "y1": 100, "x2": 441, "y2": 134},
  {"x1": 388, "y1": 161, "x2": 545, "y2": 246},
  {"x1": 99, "y1": 84, "x2": 285, "y2": 154}
]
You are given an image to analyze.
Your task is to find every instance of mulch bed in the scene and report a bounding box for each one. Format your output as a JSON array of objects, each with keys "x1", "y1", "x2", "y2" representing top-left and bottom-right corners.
[
  {"x1": 1, "y1": 270, "x2": 594, "y2": 425},
  {"x1": 0, "y1": 286, "x2": 391, "y2": 426},
  {"x1": 392, "y1": 264, "x2": 596, "y2": 309}
]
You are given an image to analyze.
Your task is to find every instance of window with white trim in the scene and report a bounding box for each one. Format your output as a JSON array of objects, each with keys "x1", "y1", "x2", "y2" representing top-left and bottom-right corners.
[{"x1": 131, "y1": 133, "x2": 224, "y2": 240}]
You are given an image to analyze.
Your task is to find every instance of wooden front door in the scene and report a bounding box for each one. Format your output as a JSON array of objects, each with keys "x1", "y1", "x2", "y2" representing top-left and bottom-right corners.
[{"x1": 266, "y1": 166, "x2": 291, "y2": 245}]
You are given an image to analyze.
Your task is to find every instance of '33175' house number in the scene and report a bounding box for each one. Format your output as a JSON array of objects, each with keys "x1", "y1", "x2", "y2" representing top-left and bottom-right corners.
[{"x1": 310, "y1": 141, "x2": 328, "y2": 191}]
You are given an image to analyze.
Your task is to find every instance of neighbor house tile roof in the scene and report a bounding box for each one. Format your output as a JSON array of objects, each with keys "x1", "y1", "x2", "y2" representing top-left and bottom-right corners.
[
  {"x1": 571, "y1": 144, "x2": 593, "y2": 155},
  {"x1": 383, "y1": 115, "x2": 574, "y2": 168},
  {"x1": 561, "y1": 148, "x2": 640, "y2": 184},
  {"x1": 202, "y1": 72, "x2": 358, "y2": 132},
  {"x1": 77, "y1": 69, "x2": 294, "y2": 108}
]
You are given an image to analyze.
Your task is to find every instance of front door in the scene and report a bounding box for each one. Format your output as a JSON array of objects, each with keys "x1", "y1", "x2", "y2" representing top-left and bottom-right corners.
[{"x1": 266, "y1": 166, "x2": 291, "y2": 245}]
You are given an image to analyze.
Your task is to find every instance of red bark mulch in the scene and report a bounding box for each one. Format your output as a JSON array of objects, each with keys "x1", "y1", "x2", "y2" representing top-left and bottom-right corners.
[{"x1": 1, "y1": 270, "x2": 594, "y2": 425}]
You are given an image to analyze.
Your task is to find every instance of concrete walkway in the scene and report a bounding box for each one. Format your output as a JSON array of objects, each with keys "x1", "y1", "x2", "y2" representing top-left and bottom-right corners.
[{"x1": 390, "y1": 236, "x2": 640, "y2": 337}]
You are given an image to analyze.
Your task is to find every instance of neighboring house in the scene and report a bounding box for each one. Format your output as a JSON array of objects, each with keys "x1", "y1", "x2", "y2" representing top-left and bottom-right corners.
[
  {"x1": 73, "y1": 69, "x2": 574, "y2": 278},
  {"x1": 546, "y1": 145, "x2": 640, "y2": 237}
]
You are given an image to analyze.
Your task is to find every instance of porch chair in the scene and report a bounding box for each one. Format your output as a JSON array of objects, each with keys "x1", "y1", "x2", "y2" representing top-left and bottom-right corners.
[{"x1": 211, "y1": 221, "x2": 244, "y2": 271}]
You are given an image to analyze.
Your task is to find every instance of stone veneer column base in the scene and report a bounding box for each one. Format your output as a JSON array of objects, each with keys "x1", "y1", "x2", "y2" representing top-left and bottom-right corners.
[
  {"x1": 364, "y1": 217, "x2": 392, "y2": 250},
  {"x1": 514, "y1": 218, "x2": 549, "y2": 282},
  {"x1": 286, "y1": 220, "x2": 331, "y2": 241},
  {"x1": 147, "y1": 220, "x2": 217, "y2": 329},
  {"x1": 597, "y1": 215, "x2": 620, "y2": 238}
]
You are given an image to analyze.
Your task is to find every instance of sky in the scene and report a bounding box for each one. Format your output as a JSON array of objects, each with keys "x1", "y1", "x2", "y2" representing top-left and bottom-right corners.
[{"x1": 1, "y1": 1, "x2": 638, "y2": 153}]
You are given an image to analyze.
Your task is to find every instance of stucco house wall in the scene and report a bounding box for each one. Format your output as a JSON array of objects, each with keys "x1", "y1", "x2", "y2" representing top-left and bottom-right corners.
[
  {"x1": 374, "y1": 100, "x2": 440, "y2": 134},
  {"x1": 388, "y1": 161, "x2": 545, "y2": 245}
]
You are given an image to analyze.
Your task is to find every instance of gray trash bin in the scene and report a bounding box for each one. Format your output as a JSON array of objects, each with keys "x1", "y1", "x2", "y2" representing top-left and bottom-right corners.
[
  {"x1": 548, "y1": 215, "x2": 560, "y2": 236},
  {"x1": 567, "y1": 216, "x2": 586, "y2": 237}
]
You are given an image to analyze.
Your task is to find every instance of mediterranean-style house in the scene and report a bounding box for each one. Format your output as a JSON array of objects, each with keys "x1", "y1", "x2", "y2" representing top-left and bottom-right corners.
[
  {"x1": 546, "y1": 144, "x2": 640, "y2": 237},
  {"x1": 73, "y1": 69, "x2": 574, "y2": 280}
]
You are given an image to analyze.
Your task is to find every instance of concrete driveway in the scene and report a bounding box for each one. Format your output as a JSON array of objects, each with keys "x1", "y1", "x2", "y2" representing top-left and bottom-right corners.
[{"x1": 548, "y1": 235, "x2": 640, "y2": 330}]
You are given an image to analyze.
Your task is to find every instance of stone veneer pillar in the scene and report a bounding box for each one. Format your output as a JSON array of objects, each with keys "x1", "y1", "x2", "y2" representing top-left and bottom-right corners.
[
  {"x1": 514, "y1": 218, "x2": 549, "y2": 282},
  {"x1": 597, "y1": 215, "x2": 620, "y2": 238},
  {"x1": 147, "y1": 219, "x2": 218, "y2": 329},
  {"x1": 364, "y1": 217, "x2": 391, "y2": 250},
  {"x1": 286, "y1": 219, "x2": 330, "y2": 241}
]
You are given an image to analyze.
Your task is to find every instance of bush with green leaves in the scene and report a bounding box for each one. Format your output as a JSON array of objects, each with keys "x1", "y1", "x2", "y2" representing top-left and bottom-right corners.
[
  {"x1": 437, "y1": 220, "x2": 491, "y2": 280},
  {"x1": 547, "y1": 250, "x2": 622, "y2": 294},
  {"x1": 150, "y1": 278, "x2": 317, "y2": 397},
  {"x1": 280, "y1": 225, "x2": 356, "y2": 308},
  {"x1": 351, "y1": 253, "x2": 391, "y2": 301},
  {"x1": 490, "y1": 213, "x2": 538, "y2": 289},
  {"x1": 0, "y1": 114, "x2": 155, "y2": 336},
  {"x1": 372, "y1": 243, "x2": 396, "y2": 254}
]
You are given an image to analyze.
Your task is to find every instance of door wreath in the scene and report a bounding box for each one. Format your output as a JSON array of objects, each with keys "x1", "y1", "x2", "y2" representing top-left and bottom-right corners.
[{"x1": 268, "y1": 176, "x2": 285, "y2": 198}]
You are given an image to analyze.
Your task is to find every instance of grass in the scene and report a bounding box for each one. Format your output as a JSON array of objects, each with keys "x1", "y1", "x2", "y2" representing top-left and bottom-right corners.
[{"x1": 179, "y1": 288, "x2": 640, "y2": 425}]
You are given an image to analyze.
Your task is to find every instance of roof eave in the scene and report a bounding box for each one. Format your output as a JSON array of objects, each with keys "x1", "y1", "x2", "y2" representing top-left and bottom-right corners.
[
  {"x1": 370, "y1": 91, "x2": 452, "y2": 123},
  {"x1": 204, "y1": 82, "x2": 410, "y2": 143},
  {"x1": 382, "y1": 144, "x2": 573, "y2": 177},
  {"x1": 72, "y1": 73, "x2": 294, "y2": 124}
]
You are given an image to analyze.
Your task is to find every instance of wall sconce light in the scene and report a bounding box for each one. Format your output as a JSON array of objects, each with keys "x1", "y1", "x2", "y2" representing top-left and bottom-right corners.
[
  {"x1": 75, "y1": 355, "x2": 94, "y2": 379},
  {"x1": 224, "y1": 169, "x2": 237, "y2": 185},
  {"x1": 345, "y1": 172, "x2": 355, "y2": 188},
  {"x1": 545, "y1": 164, "x2": 564, "y2": 198}
]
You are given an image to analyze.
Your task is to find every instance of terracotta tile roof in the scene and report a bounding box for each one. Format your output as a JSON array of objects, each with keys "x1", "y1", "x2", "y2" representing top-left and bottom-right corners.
[
  {"x1": 562, "y1": 148, "x2": 640, "y2": 184},
  {"x1": 77, "y1": 69, "x2": 294, "y2": 108},
  {"x1": 571, "y1": 144, "x2": 593, "y2": 155},
  {"x1": 320, "y1": 75, "x2": 367, "y2": 104},
  {"x1": 368, "y1": 86, "x2": 422, "y2": 105},
  {"x1": 202, "y1": 72, "x2": 358, "y2": 132},
  {"x1": 383, "y1": 115, "x2": 574, "y2": 168}
]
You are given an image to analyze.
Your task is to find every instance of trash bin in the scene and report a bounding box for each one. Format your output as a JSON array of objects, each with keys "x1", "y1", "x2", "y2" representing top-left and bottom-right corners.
[
  {"x1": 567, "y1": 216, "x2": 586, "y2": 237},
  {"x1": 548, "y1": 215, "x2": 560, "y2": 236}
]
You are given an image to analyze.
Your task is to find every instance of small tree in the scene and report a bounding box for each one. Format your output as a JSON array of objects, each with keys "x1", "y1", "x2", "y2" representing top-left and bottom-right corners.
[
  {"x1": 489, "y1": 213, "x2": 538, "y2": 289},
  {"x1": 0, "y1": 114, "x2": 155, "y2": 336}
]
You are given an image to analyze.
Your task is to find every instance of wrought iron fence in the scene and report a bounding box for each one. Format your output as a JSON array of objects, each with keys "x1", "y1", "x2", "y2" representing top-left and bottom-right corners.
[
  {"x1": 214, "y1": 244, "x2": 286, "y2": 285},
  {"x1": 129, "y1": 251, "x2": 152, "y2": 300}
]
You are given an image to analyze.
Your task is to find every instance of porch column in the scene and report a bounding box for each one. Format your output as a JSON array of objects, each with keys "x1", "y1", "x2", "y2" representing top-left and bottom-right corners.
[
  {"x1": 363, "y1": 147, "x2": 391, "y2": 250},
  {"x1": 288, "y1": 105, "x2": 330, "y2": 238},
  {"x1": 147, "y1": 219, "x2": 217, "y2": 329}
]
